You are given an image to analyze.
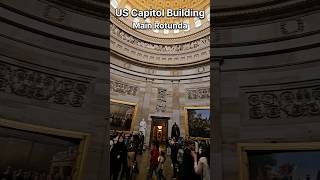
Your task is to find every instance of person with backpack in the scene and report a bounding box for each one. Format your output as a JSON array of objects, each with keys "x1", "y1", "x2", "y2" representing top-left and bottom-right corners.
[{"x1": 146, "y1": 141, "x2": 159, "y2": 180}]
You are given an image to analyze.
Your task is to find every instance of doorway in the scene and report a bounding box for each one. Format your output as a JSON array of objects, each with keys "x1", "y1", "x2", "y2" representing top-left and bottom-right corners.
[{"x1": 149, "y1": 116, "x2": 170, "y2": 147}]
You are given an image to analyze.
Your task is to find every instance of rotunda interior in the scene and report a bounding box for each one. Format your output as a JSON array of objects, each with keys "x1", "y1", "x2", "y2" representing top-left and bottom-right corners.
[
  {"x1": 110, "y1": 0, "x2": 210, "y2": 140},
  {"x1": 0, "y1": 0, "x2": 319, "y2": 180},
  {"x1": 110, "y1": 1, "x2": 210, "y2": 178}
]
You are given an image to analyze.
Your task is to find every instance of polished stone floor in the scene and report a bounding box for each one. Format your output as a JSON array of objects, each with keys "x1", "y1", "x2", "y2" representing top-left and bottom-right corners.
[
  {"x1": 134, "y1": 147, "x2": 173, "y2": 180},
  {"x1": 116, "y1": 146, "x2": 174, "y2": 180}
]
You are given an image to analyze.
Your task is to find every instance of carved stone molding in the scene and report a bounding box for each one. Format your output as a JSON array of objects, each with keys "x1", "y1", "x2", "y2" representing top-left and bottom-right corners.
[
  {"x1": 280, "y1": 19, "x2": 304, "y2": 35},
  {"x1": 45, "y1": 0, "x2": 106, "y2": 18},
  {"x1": 43, "y1": 4, "x2": 66, "y2": 22},
  {"x1": 186, "y1": 87, "x2": 210, "y2": 99},
  {"x1": 111, "y1": 23, "x2": 210, "y2": 66},
  {"x1": 110, "y1": 13, "x2": 210, "y2": 45},
  {"x1": 0, "y1": 62, "x2": 90, "y2": 107},
  {"x1": 111, "y1": 23, "x2": 210, "y2": 54},
  {"x1": 156, "y1": 88, "x2": 167, "y2": 112},
  {"x1": 212, "y1": 30, "x2": 221, "y2": 43},
  {"x1": 110, "y1": 80, "x2": 138, "y2": 96},
  {"x1": 213, "y1": 0, "x2": 319, "y2": 27},
  {"x1": 247, "y1": 86, "x2": 320, "y2": 119}
]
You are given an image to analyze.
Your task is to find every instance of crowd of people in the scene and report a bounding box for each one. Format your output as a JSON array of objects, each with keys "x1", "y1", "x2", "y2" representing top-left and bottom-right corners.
[
  {"x1": 0, "y1": 166, "x2": 67, "y2": 180},
  {"x1": 110, "y1": 130, "x2": 210, "y2": 180},
  {"x1": 110, "y1": 131, "x2": 144, "y2": 180},
  {"x1": 146, "y1": 136, "x2": 210, "y2": 180}
]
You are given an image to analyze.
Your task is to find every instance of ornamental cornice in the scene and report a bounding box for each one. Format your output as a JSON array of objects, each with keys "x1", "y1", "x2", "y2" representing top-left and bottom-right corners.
[
  {"x1": 110, "y1": 23, "x2": 210, "y2": 55},
  {"x1": 44, "y1": 0, "x2": 107, "y2": 18},
  {"x1": 109, "y1": 6, "x2": 210, "y2": 41},
  {"x1": 45, "y1": 0, "x2": 319, "y2": 28},
  {"x1": 213, "y1": 0, "x2": 306, "y2": 14},
  {"x1": 110, "y1": 22, "x2": 210, "y2": 67},
  {"x1": 213, "y1": 0, "x2": 320, "y2": 27},
  {"x1": 110, "y1": 13, "x2": 210, "y2": 45},
  {"x1": 110, "y1": 42, "x2": 210, "y2": 67}
]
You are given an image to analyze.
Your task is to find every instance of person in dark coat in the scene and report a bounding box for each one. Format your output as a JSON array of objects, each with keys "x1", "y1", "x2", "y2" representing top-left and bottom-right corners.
[
  {"x1": 169, "y1": 137, "x2": 179, "y2": 178},
  {"x1": 180, "y1": 140, "x2": 198, "y2": 180},
  {"x1": 110, "y1": 135, "x2": 127, "y2": 180}
]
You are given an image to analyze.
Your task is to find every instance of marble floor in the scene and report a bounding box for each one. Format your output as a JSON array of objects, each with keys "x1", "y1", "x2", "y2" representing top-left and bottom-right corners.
[
  {"x1": 134, "y1": 147, "x2": 174, "y2": 180},
  {"x1": 115, "y1": 146, "x2": 175, "y2": 180}
]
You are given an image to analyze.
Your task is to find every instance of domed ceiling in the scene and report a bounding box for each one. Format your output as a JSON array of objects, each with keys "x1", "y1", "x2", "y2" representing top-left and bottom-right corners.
[
  {"x1": 43, "y1": 0, "x2": 317, "y2": 67},
  {"x1": 46, "y1": 0, "x2": 317, "y2": 26},
  {"x1": 109, "y1": 0, "x2": 211, "y2": 67},
  {"x1": 110, "y1": 0, "x2": 210, "y2": 39}
]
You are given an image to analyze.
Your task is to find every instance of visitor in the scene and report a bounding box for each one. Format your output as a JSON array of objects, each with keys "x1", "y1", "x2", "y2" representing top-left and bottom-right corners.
[
  {"x1": 138, "y1": 132, "x2": 144, "y2": 155},
  {"x1": 157, "y1": 151, "x2": 166, "y2": 180},
  {"x1": 110, "y1": 135, "x2": 127, "y2": 180},
  {"x1": 180, "y1": 140, "x2": 197, "y2": 180},
  {"x1": 14, "y1": 169, "x2": 23, "y2": 180},
  {"x1": 110, "y1": 138, "x2": 114, "y2": 151},
  {"x1": 132, "y1": 133, "x2": 140, "y2": 160},
  {"x1": 146, "y1": 141, "x2": 159, "y2": 180},
  {"x1": 176, "y1": 146, "x2": 184, "y2": 180},
  {"x1": 192, "y1": 148, "x2": 210, "y2": 180},
  {"x1": 169, "y1": 137, "x2": 179, "y2": 178},
  {"x1": 1, "y1": 166, "x2": 13, "y2": 180},
  {"x1": 127, "y1": 135, "x2": 137, "y2": 180}
]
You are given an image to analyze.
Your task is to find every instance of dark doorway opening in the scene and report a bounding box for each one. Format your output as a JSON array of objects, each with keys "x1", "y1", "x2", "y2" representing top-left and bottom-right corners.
[{"x1": 149, "y1": 116, "x2": 170, "y2": 148}]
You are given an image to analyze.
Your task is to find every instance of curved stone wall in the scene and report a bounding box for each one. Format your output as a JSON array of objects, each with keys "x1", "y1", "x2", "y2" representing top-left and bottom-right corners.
[
  {"x1": 109, "y1": 0, "x2": 211, "y2": 145},
  {"x1": 212, "y1": 6, "x2": 320, "y2": 180},
  {"x1": 0, "y1": 0, "x2": 107, "y2": 179},
  {"x1": 110, "y1": 55, "x2": 210, "y2": 145},
  {"x1": 1, "y1": 0, "x2": 319, "y2": 179}
]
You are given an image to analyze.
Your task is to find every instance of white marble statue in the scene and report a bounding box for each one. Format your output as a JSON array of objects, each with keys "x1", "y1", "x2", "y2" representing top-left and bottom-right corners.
[{"x1": 139, "y1": 118, "x2": 147, "y2": 136}]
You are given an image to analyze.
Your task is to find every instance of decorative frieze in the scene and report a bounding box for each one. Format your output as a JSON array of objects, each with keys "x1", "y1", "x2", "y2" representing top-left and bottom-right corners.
[
  {"x1": 0, "y1": 62, "x2": 90, "y2": 107},
  {"x1": 247, "y1": 86, "x2": 320, "y2": 119},
  {"x1": 110, "y1": 80, "x2": 138, "y2": 96},
  {"x1": 186, "y1": 87, "x2": 210, "y2": 99},
  {"x1": 111, "y1": 23, "x2": 210, "y2": 53},
  {"x1": 156, "y1": 88, "x2": 167, "y2": 112}
]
